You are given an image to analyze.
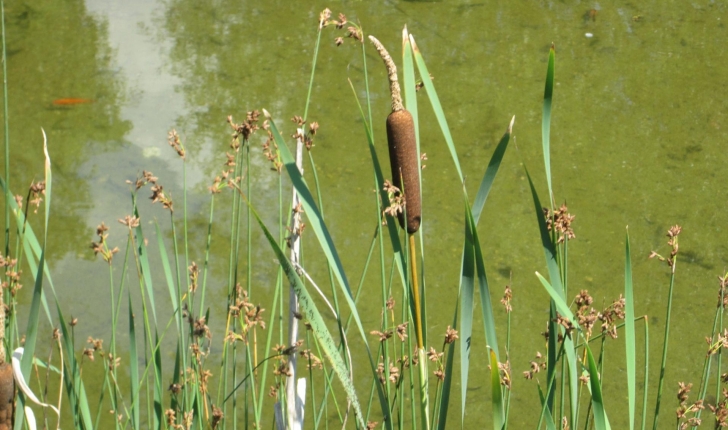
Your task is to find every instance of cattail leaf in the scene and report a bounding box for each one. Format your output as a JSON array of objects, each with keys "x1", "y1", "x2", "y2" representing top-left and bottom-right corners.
[
  {"x1": 16, "y1": 130, "x2": 54, "y2": 430},
  {"x1": 23, "y1": 407, "x2": 35, "y2": 430},
  {"x1": 458, "y1": 205, "x2": 476, "y2": 423},
  {"x1": 132, "y1": 210, "x2": 157, "y2": 326},
  {"x1": 12, "y1": 348, "x2": 60, "y2": 419},
  {"x1": 542, "y1": 45, "x2": 555, "y2": 205},
  {"x1": 402, "y1": 26, "x2": 420, "y2": 160},
  {"x1": 437, "y1": 303, "x2": 458, "y2": 430},
  {"x1": 537, "y1": 384, "x2": 557, "y2": 430},
  {"x1": 624, "y1": 230, "x2": 636, "y2": 430},
  {"x1": 55, "y1": 304, "x2": 94, "y2": 429},
  {"x1": 472, "y1": 117, "x2": 514, "y2": 223},
  {"x1": 467, "y1": 207, "x2": 500, "y2": 359},
  {"x1": 155, "y1": 221, "x2": 181, "y2": 335},
  {"x1": 128, "y1": 292, "x2": 141, "y2": 430},
  {"x1": 409, "y1": 34, "x2": 463, "y2": 183},
  {"x1": 490, "y1": 349, "x2": 505, "y2": 430},
  {"x1": 585, "y1": 345, "x2": 611, "y2": 430},
  {"x1": 535, "y1": 272, "x2": 576, "y2": 325}
]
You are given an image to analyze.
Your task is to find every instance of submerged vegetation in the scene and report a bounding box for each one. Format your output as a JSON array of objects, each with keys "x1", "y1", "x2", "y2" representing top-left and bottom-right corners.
[{"x1": 1, "y1": 6, "x2": 728, "y2": 430}]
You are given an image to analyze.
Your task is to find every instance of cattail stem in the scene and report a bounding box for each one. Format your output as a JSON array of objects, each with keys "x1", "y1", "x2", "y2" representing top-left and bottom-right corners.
[{"x1": 409, "y1": 234, "x2": 424, "y2": 349}]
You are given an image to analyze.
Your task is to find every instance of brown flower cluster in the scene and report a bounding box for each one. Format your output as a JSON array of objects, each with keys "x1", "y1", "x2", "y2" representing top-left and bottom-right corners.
[
  {"x1": 150, "y1": 182, "x2": 173, "y2": 212},
  {"x1": 125, "y1": 169, "x2": 174, "y2": 212},
  {"x1": 500, "y1": 284, "x2": 513, "y2": 313},
  {"x1": 317, "y1": 9, "x2": 362, "y2": 46},
  {"x1": 598, "y1": 295, "x2": 626, "y2": 339},
  {"x1": 444, "y1": 326, "x2": 458, "y2": 345},
  {"x1": 208, "y1": 151, "x2": 241, "y2": 194},
  {"x1": 498, "y1": 360, "x2": 512, "y2": 389},
  {"x1": 574, "y1": 290, "x2": 598, "y2": 338},
  {"x1": 91, "y1": 222, "x2": 119, "y2": 265},
  {"x1": 83, "y1": 336, "x2": 104, "y2": 362},
  {"x1": 168, "y1": 129, "x2": 185, "y2": 159},
  {"x1": 227, "y1": 110, "x2": 260, "y2": 145},
  {"x1": 676, "y1": 381, "x2": 703, "y2": 429},
  {"x1": 718, "y1": 273, "x2": 728, "y2": 309},
  {"x1": 0, "y1": 254, "x2": 21, "y2": 296},
  {"x1": 27, "y1": 180, "x2": 46, "y2": 213},
  {"x1": 229, "y1": 284, "x2": 265, "y2": 342},
  {"x1": 706, "y1": 329, "x2": 728, "y2": 356},
  {"x1": 382, "y1": 180, "x2": 405, "y2": 222},
  {"x1": 188, "y1": 262, "x2": 198, "y2": 293},
  {"x1": 543, "y1": 204, "x2": 576, "y2": 243},
  {"x1": 709, "y1": 388, "x2": 728, "y2": 428},
  {"x1": 300, "y1": 349, "x2": 323, "y2": 370},
  {"x1": 649, "y1": 225, "x2": 682, "y2": 268},
  {"x1": 376, "y1": 358, "x2": 400, "y2": 384},
  {"x1": 126, "y1": 170, "x2": 157, "y2": 191},
  {"x1": 523, "y1": 351, "x2": 546, "y2": 380},
  {"x1": 370, "y1": 329, "x2": 393, "y2": 342},
  {"x1": 554, "y1": 313, "x2": 576, "y2": 339},
  {"x1": 290, "y1": 116, "x2": 319, "y2": 151},
  {"x1": 259, "y1": 119, "x2": 282, "y2": 173}
]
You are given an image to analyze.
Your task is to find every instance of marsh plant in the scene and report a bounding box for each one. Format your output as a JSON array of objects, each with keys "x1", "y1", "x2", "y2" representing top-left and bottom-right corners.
[{"x1": 3, "y1": 6, "x2": 728, "y2": 430}]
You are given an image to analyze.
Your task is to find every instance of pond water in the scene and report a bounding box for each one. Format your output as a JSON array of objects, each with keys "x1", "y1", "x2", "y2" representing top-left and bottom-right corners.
[{"x1": 2, "y1": 0, "x2": 728, "y2": 428}]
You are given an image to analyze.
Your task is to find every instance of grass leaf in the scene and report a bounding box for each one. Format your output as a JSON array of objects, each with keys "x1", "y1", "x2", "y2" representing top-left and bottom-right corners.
[
  {"x1": 625, "y1": 229, "x2": 636, "y2": 430},
  {"x1": 586, "y1": 345, "x2": 611, "y2": 430},
  {"x1": 409, "y1": 34, "x2": 463, "y2": 183},
  {"x1": 542, "y1": 45, "x2": 555, "y2": 204},
  {"x1": 490, "y1": 349, "x2": 505, "y2": 430}
]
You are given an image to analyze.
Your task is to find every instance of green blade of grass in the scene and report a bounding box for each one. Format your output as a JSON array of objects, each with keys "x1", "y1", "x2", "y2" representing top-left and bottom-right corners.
[
  {"x1": 537, "y1": 385, "x2": 557, "y2": 430},
  {"x1": 525, "y1": 169, "x2": 574, "y2": 416},
  {"x1": 490, "y1": 349, "x2": 505, "y2": 430},
  {"x1": 409, "y1": 35, "x2": 463, "y2": 183},
  {"x1": 641, "y1": 317, "x2": 649, "y2": 430},
  {"x1": 239, "y1": 189, "x2": 367, "y2": 429},
  {"x1": 458, "y1": 212, "x2": 476, "y2": 425},
  {"x1": 585, "y1": 344, "x2": 611, "y2": 430},
  {"x1": 535, "y1": 272, "x2": 576, "y2": 326},
  {"x1": 133, "y1": 212, "x2": 157, "y2": 327},
  {"x1": 542, "y1": 45, "x2": 555, "y2": 204},
  {"x1": 402, "y1": 26, "x2": 420, "y2": 161},
  {"x1": 436, "y1": 302, "x2": 458, "y2": 430},
  {"x1": 409, "y1": 35, "x2": 513, "y2": 426},
  {"x1": 56, "y1": 306, "x2": 94, "y2": 429},
  {"x1": 155, "y1": 221, "x2": 181, "y2": 335},
  {"x1": 452, "y1": 119, "x2": 513, "y2": 426},
  {"x1": 16, "y1": 131, "x2": 53, "y2": 430},
  {"x1": 402, "y1": 27, "x2": 428, "y2": 349},
  {"x1": 625, "y1": 229, "x2": 636, "y2": 430},
  {"x1": 128, "y1": 292, "x2": 140, "y2": 430},
  {"x1": 472, "y1": 117, "x2": 514, "y2": 223}
]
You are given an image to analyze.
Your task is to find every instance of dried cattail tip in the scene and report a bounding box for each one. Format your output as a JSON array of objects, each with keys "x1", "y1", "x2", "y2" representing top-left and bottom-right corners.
[{"x1": 370, "y1": 35, "x2": 421, "y2": 234}]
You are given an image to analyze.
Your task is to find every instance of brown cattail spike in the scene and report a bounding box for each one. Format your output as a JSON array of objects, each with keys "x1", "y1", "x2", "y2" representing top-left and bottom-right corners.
[
  {"x1": 369, "y1": 35, "x2": 421, "y2": 234},
  {"x1": 0, "y1": 363, "x2": 13, "y2": 429}
]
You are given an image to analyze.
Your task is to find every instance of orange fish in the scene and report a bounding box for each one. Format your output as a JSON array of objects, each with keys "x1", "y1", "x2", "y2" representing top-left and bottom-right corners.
[{"x1": 52, "y1": 98, "x2": 94, "y2": 106}]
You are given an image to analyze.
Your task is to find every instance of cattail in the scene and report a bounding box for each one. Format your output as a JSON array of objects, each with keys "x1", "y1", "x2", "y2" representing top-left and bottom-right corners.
[
  {"x1": 369, "y1": 35, "x2": 421, "y2": 234},
  {"x1": 0, "y1": 362, "x2": 13, "y2": 428}
]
